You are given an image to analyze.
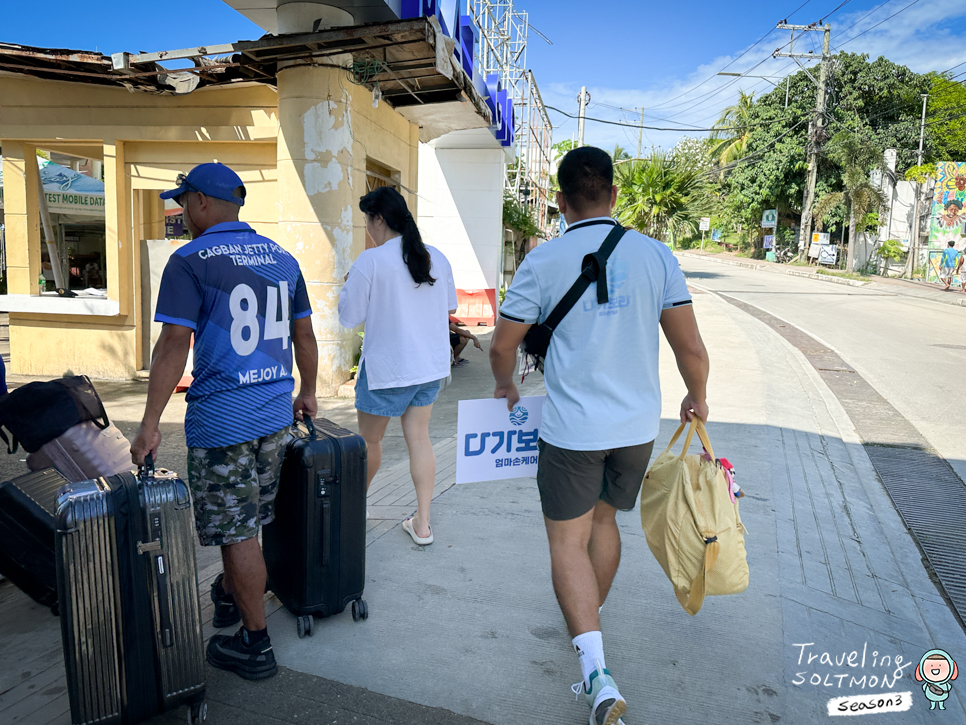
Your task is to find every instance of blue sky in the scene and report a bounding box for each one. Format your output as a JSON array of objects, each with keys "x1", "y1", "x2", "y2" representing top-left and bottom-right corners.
[{"x1": 4, "y1": 1, "x2": 966, "y2": 151}]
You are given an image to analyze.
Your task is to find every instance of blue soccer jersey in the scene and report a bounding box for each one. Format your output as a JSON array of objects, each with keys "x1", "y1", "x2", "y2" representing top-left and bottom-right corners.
[{"x1": 155, "y1": 222, "x2": 312, "y2": 448}]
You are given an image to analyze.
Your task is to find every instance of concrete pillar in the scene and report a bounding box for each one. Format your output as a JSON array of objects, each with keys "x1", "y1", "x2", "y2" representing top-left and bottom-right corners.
[
  {"x1": 1, "y1": 141, "x2": 42, "y2": 296},
  {"x1": 276, "y1": 59, "x2": 359, "y2": 396}
]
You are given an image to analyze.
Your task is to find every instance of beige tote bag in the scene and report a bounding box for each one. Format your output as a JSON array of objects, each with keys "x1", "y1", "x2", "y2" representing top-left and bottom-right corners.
[{"x1": 640, "y1": 418, "x2": 749, "y2": 615}]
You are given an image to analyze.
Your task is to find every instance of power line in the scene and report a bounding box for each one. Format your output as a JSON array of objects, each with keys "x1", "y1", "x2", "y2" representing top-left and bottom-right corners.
[
  {"x1": 829, "y1": 0, "x2": 899, "y2": 43},
  {"x1": 835, "y1": 0, "x2": 925, "y2": 49},
  {"x1": 545, "y1": 105, "x2": 807, "y2": 132}
]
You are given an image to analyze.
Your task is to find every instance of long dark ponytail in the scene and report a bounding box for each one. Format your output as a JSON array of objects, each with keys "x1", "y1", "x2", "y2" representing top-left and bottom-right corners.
[{"x1": 359, "y1": 187, "x2": 435, "y2": 286}]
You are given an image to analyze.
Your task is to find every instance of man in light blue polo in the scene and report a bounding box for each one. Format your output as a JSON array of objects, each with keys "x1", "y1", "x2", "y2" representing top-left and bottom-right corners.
[
  {"x1": 131, "y1": 163, "x2": 319, "y2": 681},
  {"x1": 490, "y1": 147, "x2": 710, "y2": 725}
]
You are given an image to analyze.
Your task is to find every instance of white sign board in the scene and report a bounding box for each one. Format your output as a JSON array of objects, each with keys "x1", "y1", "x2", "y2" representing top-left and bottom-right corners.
[
  {"x1": 699, "y1": 217, "x2": 711, "y2": 231},
  {"x1": 818, "y1": 244, "x2": 838, "y2": 265},
  {"x1": 761, "y1": 209, "x2": 778, "y2": 228},
  {"x1": 811, "y1": 232, "x2": 830, "y2": 245},
  {"x1": 456, "y1": 396, "x2": 544, "y2": 484}
]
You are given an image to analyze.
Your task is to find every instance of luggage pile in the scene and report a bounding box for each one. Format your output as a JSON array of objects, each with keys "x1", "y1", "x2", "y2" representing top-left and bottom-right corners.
[{"x1": 0, "y1": 376, "x2": 369, "y2": 724}]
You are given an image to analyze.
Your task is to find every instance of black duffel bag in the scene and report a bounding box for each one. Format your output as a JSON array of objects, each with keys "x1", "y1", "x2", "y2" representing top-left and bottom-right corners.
[{"x1": 0, "y1": 375, "x2": 110, "y2": 453}]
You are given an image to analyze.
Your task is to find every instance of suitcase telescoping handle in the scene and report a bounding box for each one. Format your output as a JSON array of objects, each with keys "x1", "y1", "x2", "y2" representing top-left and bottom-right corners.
[
  {"x1": 293, "y1": 416, "x2": 317, "y2": 439},
  {"x1": 139, "y1": 452, "x2": 155, "y2": 481}
]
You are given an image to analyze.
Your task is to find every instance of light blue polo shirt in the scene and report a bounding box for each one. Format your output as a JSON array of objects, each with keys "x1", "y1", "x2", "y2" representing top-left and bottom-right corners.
[{"x1": 500, "y1": 218, "x2": 691, "y2": 451}]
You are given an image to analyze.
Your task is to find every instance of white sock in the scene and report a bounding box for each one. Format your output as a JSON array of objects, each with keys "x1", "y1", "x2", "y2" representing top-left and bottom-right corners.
[{"x1": 572, "y1": 631, "x2": 605, "y2": 688}]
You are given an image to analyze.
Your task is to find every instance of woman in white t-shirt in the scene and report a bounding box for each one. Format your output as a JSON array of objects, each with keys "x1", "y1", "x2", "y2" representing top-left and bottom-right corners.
[{"x1": 339, "y1": 187, "x2": 457, "y2": 546}]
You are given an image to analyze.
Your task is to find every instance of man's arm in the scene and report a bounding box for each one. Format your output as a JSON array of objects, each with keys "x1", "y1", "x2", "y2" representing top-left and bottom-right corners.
[
  {"x1": 292, "y1": 316, "x2": 319, "y2": 421},
  {"x1": 450, "y1": 322, "x2": 483, "y2": 349},
  {"x1": 130, "y1": 323, "x2": 193, "y2": 465},
  {"x1": 660, "y1": 305, "x2": 710, "y2": 424},
  {"x1": 489, "y1": 317, "x2": 531, "y2": 410}
]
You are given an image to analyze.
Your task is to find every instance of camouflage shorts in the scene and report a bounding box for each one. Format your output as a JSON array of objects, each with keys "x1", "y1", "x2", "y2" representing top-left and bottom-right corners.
[{"x1": 186, "y1": 427, "x2": 291, "y2": 547}]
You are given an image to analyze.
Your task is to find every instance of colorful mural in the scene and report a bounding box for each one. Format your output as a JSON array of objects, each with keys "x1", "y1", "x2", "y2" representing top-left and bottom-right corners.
[{"x1": 927, "y1": 162, "x2": 966, "y2": 283}]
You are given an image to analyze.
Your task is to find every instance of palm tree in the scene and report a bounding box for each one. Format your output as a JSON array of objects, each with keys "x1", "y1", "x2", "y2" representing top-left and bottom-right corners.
[
  {"x1": 711, "y1": 91, "x2": 755, "y2": 167},
  {"x1": 614, "y1": 150, "x2": 712, "y2": 244},
  {"x1": 611, "y1": 144, "x2": 631, "y2": 162},
  {"x1": 812, "y1": 131, "x2": 888, "y2": 272}
]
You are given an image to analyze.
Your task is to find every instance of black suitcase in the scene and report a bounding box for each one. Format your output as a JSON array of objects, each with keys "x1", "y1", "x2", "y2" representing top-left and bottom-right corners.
[
  {"x1": 263, "y1": 417, "x2": 369, "y2": 637},
  {"x1": 0, "y1": 468, "x2": 68, "y2": 612},
  {"x1": 56, "y1": 459, "x2": 207, "y2": 724}
]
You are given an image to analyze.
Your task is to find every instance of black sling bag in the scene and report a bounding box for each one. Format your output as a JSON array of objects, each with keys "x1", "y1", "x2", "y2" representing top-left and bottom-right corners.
[{"x1": 521, "y1": 223, "x2": 627, "y2": 376}]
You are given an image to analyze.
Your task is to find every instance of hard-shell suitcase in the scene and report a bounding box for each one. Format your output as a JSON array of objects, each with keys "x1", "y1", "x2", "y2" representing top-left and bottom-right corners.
[
  {"x1": 55, "y1": 459, "x2": 207, "y2": 724},
  {"x1": 0, "y1": 468, "x2": 68, "y2": 611},
  {"x1": 27, "y1": 420, "x2": 133, "y2": 482},
  {"x1": 263, "y1": 417, "x2": 369, "y2": 637}
]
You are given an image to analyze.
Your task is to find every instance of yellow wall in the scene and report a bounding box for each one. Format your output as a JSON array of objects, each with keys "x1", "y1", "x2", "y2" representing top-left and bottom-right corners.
[{"x1": 1, "y1": 72, "x2": 421, "y2": 390}]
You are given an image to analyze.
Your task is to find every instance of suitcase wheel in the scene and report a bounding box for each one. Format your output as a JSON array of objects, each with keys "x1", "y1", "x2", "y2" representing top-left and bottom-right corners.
[
  {"x1": 352, "y1": 598, "x2": 368, "y2": 622},
  {"x1": 187, "y1": 700, "x2": 207, "y2": 723},
  {"x1": 297, "y1": 614, "x2": 314, "y2": 638}
]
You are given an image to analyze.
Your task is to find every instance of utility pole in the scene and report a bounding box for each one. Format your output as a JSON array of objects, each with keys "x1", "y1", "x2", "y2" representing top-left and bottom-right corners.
[
  {"x1": 906, "y1": 93, "x2": 930, "y2": 279},
  {"x1": 638, "y1": 107, "x2": 644, "y2": 158},
  {"x1": 576, "y1": 86, "x2": 590, "y2": 147},
  {"x1": 775, "y1": 23, "x2": 831, "y2": 262}
]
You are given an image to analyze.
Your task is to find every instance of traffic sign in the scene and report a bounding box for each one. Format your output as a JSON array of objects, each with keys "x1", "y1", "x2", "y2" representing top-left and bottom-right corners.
[{"x1": 699, "y1": 217, "x2": 711, "y2": 231}]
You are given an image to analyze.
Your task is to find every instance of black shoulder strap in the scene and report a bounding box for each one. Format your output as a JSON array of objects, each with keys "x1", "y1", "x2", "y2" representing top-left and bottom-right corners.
[{"x1": 542, "y1": 224, "x2": 627, "y2": 332}]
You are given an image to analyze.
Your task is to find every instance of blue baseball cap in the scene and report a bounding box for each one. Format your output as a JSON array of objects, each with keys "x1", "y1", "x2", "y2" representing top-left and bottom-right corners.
[{"x1": 160, "y1": 163, "x2": 246, "y2": 206}]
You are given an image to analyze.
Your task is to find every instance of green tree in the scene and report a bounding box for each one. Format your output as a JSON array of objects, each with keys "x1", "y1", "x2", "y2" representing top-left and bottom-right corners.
[
  {"x1": 925, "y1": 72, "x2": 966, "y2": 162},
  {"x1": 614, "y1": 149, "x2": 713, "y2": 244},
  {"x1": 812, "y1": 130, "x2": 888, "y2": 272},
  {"x1": 711, "y1": 90, "x2": 755, "y2": 166},
  {"x1": 724, "y1": 53, "x2": 931, "y2": 239},
  {"x1": 610, "y1": 144, "x2": 631, "y2": 162}
]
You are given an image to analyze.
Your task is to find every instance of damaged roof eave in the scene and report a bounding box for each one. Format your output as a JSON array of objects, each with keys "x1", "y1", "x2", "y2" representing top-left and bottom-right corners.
[{"x1": 0, "y1": 18, "x2": 494, "y2": 138}]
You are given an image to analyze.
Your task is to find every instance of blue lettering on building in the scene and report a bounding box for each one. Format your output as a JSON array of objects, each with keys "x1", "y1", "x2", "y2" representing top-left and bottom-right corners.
[{"x1": 400, "y1": 0, "x2": 515, "y2": 148}]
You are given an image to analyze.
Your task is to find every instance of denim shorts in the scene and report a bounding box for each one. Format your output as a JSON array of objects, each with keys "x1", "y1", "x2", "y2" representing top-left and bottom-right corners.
[{"x1": 355, "y1": 361, "x2": 441, "y2": 417}]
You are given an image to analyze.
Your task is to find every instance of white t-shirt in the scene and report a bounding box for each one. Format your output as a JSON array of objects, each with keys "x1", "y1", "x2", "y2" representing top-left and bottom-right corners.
[
  {"x1": 499, "y1": 217, "x2": 692, "y2": 451},
  {"x1": 339, "y1": 236, "x2": 457, "y2": 390}
]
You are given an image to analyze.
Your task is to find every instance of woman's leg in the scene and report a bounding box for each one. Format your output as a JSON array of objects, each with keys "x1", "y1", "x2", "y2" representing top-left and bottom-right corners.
[
  {"x1": 357, "y1": 411, "x2": 391, "y2": 491},
  {"x1": 400, "y1": 404, "x2": 435, "y2": 538}
]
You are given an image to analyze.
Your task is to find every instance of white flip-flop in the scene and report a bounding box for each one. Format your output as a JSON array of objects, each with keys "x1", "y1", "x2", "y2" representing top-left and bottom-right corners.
[{"x1": 403, "y1": 517, "x2": 434, "y2": 546}]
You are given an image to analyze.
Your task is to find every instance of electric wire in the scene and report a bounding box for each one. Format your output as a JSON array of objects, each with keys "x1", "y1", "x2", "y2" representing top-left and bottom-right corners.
[
  {"x1": 835, "y1": 0, "x2": 925, "y2": 49},
  {"x1": 546, "y1": 105, "x2": 809, "y2": 132}
]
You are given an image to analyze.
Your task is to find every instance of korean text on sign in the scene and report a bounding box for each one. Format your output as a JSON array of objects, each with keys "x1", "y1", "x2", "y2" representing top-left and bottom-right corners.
[{"x1": 456, "y1": 396, "x2": 545, "y2": 484}]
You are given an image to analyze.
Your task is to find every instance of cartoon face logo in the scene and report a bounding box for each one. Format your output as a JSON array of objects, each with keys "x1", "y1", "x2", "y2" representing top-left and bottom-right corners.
[
  {"x1": 916, "y1": 649, "x2": 958, "y2": 710},
  {"x1": 956, "y1": 175, "x2": 966, "y2": 192},
  {"x1": 509, "y1": 406, "x2": 528, "y2": 426}
]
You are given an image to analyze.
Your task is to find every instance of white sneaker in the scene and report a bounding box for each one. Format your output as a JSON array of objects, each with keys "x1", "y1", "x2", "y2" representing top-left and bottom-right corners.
[{"x1": 571, "y1": 659, "x2": 626, "y2": 725}]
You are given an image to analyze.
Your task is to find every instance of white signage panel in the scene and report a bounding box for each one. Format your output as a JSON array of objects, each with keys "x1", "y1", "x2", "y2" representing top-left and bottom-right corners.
[{"x1": 456, "y1": 396, "x2": 544, "y2": 484}]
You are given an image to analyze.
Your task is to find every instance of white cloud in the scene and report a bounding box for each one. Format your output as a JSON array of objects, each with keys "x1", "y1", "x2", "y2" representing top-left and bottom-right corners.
[{"x1": 542, "y1": 0, "x2": 966, "y2": 153}]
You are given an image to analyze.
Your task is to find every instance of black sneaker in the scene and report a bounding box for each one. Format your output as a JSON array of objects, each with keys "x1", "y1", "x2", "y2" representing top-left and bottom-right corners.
[
  {"x1": 210, "y1": 574, "x2": 241, "y2": 629},
  {"x1": 206, "y1": 628, "x2": 277, "y2": 680}
]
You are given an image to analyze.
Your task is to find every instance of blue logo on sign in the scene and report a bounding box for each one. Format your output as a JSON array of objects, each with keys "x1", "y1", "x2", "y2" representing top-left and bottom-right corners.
[{"x1": 509, "y1": 406, "x2": 528, "y2": 426}]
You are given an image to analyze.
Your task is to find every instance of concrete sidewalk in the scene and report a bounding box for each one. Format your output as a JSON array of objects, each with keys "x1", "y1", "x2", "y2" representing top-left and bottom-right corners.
[
  {"x1": 678, "y1": 250, "x2": 966, "y2": 309},
  {"x1": 2, "y1": 291, "x2": 966, "y2": 724}
]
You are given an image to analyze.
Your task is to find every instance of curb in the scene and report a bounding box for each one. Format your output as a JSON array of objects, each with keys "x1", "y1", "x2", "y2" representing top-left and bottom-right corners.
[
  {"x1": 782, "y1": 270, "x2": 870, "y2": 287},
  {"x1": 677, "y1": 252, "x2": 761, "y2": 270},
  {"x1": 677, "y1": 252, "x2": 871, "y2": 287},
  {"x1": 677, "y1": 251, "x2": 966, "y2": 308}
]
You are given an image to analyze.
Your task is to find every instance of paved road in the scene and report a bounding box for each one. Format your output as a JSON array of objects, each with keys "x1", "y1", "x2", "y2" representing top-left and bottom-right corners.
[{"x1": 677, "y1": 257, "x2": 966, "y2": 483}]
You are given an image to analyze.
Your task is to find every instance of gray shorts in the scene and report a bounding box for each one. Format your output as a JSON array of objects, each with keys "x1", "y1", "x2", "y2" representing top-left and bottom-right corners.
[{"x1": 536, "y1": 439, "x2": 655, "y2": 521}]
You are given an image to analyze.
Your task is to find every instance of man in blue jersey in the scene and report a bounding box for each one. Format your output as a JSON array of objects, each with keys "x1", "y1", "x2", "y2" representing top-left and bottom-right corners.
[{"x1": 131, "y1": 163, "x2": 318, "y2": 681}]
